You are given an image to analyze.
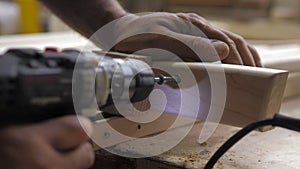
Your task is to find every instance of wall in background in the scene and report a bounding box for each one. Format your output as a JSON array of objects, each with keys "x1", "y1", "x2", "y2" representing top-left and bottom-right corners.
[{"x1": 0, "y1": 0, "x2": 299, "y2": 35}]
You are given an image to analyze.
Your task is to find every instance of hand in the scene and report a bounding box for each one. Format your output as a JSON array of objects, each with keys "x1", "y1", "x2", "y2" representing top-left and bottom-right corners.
[
  {"x1": 96, "y1": 12, "x2": 261, "y2": 67},
  {"x1": 0, "y1": 116, "x2": 94, "y2": 169},
  {"x1": 176, "y1": 13, "x2": 262, "y2": 66}
]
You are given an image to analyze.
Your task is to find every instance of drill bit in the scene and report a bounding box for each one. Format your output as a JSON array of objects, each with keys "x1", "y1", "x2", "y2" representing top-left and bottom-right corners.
[{"x1": 154, "y1": 75, "x2": 181, "y2": 85}]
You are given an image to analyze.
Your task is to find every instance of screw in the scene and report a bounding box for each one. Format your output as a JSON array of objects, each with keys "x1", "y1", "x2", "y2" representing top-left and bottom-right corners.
[
  {"x1": 154, "y1": 75, "x2": 181, "y2": 85},
  {"x1": 103, "y1": 132, "x2": 110, "y2": 139}
]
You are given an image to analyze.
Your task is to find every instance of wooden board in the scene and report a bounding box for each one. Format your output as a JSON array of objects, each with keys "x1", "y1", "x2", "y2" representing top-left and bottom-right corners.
[
  {"x1": 152, "y1": 62, "x2": 288, "y2": 129},
  {"x1": 102, "y1": 52, "x2": 288, "y2": 129},
  {"x1": 91, "y1": 110, "x2": 196, "y2": 150}
]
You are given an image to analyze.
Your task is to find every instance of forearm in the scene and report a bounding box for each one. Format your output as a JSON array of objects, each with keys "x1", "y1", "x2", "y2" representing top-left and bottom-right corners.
[{"x1": 40, "y1": 0, "x2": 127, "y2": 38}]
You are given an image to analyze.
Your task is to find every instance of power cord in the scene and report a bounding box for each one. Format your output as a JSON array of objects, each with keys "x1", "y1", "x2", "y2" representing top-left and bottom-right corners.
[{"x1": 204, "y1": 114, "x2": 300, "y2": 169}]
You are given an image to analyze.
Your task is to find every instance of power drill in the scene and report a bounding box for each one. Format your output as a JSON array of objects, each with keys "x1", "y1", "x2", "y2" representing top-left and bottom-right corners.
[{"x1": 0, "y1": 48, "x2": 177, "y2": 125}]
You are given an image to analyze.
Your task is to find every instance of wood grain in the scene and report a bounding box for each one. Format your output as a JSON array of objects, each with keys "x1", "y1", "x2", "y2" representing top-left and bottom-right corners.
[
  {"x1": 92, "y1": 111, "x2": 196, "y2": 150},
  {"x1": 152, "y1": 62, "x2": 288, "y2": 129}
]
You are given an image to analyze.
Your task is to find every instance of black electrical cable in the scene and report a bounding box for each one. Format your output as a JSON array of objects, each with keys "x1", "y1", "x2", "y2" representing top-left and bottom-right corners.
[{"x1": 204, "y1": 114, "x2": 300, "y2": 169}]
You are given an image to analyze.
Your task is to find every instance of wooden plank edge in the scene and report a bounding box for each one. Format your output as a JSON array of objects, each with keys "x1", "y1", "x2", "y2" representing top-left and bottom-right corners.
[{"x1": 92, "y1": 112, "x2": 198, "y2": 151}]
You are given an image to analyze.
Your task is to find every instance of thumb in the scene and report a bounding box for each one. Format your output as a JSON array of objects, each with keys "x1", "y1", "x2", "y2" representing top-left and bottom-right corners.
[
  {"x1": 37, "y1": 116, "x2": 93, "y2": 150},
  {"x1": 62, "y1": 142, "x2": 95, "y2": 169}
]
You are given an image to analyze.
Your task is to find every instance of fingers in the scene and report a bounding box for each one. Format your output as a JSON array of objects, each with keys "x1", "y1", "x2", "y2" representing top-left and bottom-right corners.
[
  {"x1": 248, "y1": 44, "x2": 263, "y2": 67},
  {"x1": 113, "y1": 33, "x2": 229, "y2": 62},
  {"x1": 36, "y1": 116, "x2": 93, "y2": 150},
  {"x1": 177, "y1": 13, "x2": 262, "y2": 67},
  {"x1": 62, "y1": 142, "x2": 95, "y2": 169},
  {"x1": 184, "y1": 15, "x2": 244, "y2": 65},
  {"x1": 35, "y1": 116, "x2": 94, "y2": 169},
  {"x1": 169, "y1": 32, "x2": 229, "y2": 61},
  {"x1": 41, "y1": 142, "x2": 94, "y2": 169},
  {"x1": 213, "y1": 40, "x2": 230, "y2": 60},
  {"x1": 0, "y1": 118, "x2": 94, "y2": 169},
  {"x1": 220, "y1": 29, "x2": 256, "y2": 66}
]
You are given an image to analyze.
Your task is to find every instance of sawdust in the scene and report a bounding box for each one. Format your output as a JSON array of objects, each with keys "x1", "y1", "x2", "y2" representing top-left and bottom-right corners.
[{"x1": 158, "y1": 151, "x2": 225, "y2": 169}]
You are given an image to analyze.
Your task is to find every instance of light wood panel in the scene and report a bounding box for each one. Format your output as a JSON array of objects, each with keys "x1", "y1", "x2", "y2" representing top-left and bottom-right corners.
[
  {"x1": 92, "y1": 111, "x2": 196, "y2": 150},
  {"x1": 152, "y1": 62, "x2": 288, "y2": 129},
  {"x1": 284, "y1": 73, "x2": 300, "y2": 98},
  {"x1": 257, "y1": 43, "x2": 300, "y2": 98}
]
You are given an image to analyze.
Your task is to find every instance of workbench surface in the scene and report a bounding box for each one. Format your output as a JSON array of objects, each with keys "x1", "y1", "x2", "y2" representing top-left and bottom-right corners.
[{"x1": 92, "y1": 96, "x2": 300, "y2": 169}]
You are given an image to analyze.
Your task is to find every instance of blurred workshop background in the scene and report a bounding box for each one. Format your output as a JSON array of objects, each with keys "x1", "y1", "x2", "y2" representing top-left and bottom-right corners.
[{"x1": 0, "y1": 0, "x2": 300, "y2": 39}]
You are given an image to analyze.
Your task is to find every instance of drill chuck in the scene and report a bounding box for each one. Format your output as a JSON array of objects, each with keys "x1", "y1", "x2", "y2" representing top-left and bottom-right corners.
[{"x1": 96, "y1": 57, "x2": 155, "y2": 107}]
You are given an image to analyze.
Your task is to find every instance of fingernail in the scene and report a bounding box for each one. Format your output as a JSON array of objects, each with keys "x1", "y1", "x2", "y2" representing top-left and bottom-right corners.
[
  {"x1": 78, "y1": 116, "x2": 93, "y2": 136},
  {"x1": 212, "y1": 41, "x2": 229, "y2": 59}
]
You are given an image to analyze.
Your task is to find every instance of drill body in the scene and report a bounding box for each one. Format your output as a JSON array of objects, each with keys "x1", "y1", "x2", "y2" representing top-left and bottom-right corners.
[{"x1": 0, "y1": 49, "x2": 155, "y2": 125}]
